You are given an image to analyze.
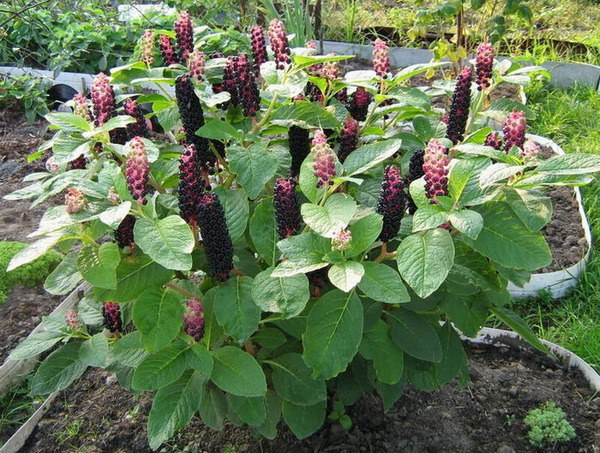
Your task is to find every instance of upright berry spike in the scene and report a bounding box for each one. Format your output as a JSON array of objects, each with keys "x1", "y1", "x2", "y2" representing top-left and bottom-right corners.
[
  {"x1": 322, "y1": 55, "x2": 340, "y2": 80},
  {"x1": 125, "y1": 137, "x2": 150, "y2": 204},
  {"x1": 376, "y1": 165, "x2": 406, "y2": 243},
  {"x1": 349, "y1": 87, "x2": 370, "y2": 121},
  {"x1": 73, "y1": 93, "x2": 92, "y2": 122},
  {"x1": 423, "y1": 139, "x2": 450, "y2": 201},
  {"x1": 446, "y1": 66, "x2": 473, "y2": 145},
  {"x1": 250, "y1": 25, "x2": 268, "y2": 75},
  {"x1": 475, "y1": 42, "x2": 494, "y2": 91},
  {"x1": 175, "y1": 74, "x2": 212, "y2": 167},
  {"x1": 124, "y1": 98, "x2": 150, "y2": 139},
  {"x1": 236, "y1": 54, "x2": 260, "y2": 117},
  {"x1": 288, "y1": 126, "x2": 310, "y2": 177},
  {"x1": 406, "y1": 149, "x2": 425, "y2": 214},
  {"x1": 268, "y1": 18, "x2": 291, "y2": 70},
  {"x1": 140, "y1": 30, "x2": 155, "y2": 67},
  {"x1": 65, "y1": 308, "x2": 83, "y2": 330},
  {"x1": 332, "y1": 229, "x2": 353, "y2": 251},
  {"x1": 90, "y1": 73, "x2": 115, "y2": 127},
  {"x1": 178, "y1": 144, "x2": 204, "y2": 225},
  {"x1": 188, "y1": 50, "x2": 205, "y2": 81},
  {"x1": 159, "y1": 35, "x2": 179, "y2": 65},
  {"x1": 102, "y1": 302, "x2": 122, "y2": 333},
  {"x1": 338, "y1": 117, "x2": 360, "y2": 163},
  {"x1": 312, "y1": 130, "x2": 337, "y2": 188},
  {"x1": 175, "y1": 11, "x2": 194, "y2": 63},
  {"x1": 521, "y1": 139, "x2": 541, "y2": 162},
  {"x1": 115, "y1": 215, "x2": 136, "y2": 249},
  {"x1": 196, "y1": 193, "x2": 234, "y2": 282},
  {"x1": 274, "y1": 178, "x2": 301, "y2": 239},
  {"x1": 373, "y1": 38, "x2": 391, "y2": 79},
  {"x1": 183, "y1": 298, "x2": 204, "y2": 342},
  {"x1": 222, "y1": 56, "x2": 240, "y2": 107},
  {"x1": 502, "y1": 110, "x2": 527, "y2": 152},
  {"x1": 65, "y1": 188, "x2": 86, "y2": 214},
  {"x1": 484, "y1": 131, "x2": 503, "y2": 150}
]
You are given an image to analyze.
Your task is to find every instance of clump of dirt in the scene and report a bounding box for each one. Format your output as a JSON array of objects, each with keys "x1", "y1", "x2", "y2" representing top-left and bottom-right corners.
[{"x1": 23, "y1": 342, "x2": 600, "y2": 453}]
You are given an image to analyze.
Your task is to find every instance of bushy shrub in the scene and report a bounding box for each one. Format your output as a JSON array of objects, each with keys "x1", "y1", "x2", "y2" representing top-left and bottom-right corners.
[{"x1": 524, "y1": 402, "x2": 576, "y2": 448}]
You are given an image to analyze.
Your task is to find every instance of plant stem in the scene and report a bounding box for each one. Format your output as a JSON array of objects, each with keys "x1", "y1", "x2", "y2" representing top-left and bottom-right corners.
[
  {"x1": 374, "y1": 243, "x2": 397, "y2": 262},
  {"x1": 166, "y1": 282, "x2": 197, "y2": 300}
]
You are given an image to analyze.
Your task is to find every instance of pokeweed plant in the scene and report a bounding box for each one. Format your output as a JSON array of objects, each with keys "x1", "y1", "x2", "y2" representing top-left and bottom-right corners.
[{"x1": 5, "y1": 14, "x2": 600, "y2": 450}]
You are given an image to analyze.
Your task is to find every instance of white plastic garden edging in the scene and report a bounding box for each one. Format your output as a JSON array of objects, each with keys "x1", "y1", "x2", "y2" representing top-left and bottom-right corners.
[
  {"x1": 506, "y1": 135, "x2": 592, "y2": 299},
  {"x1": 0, "y1": 283, "x2": 89, "y2": 396},
  {"x1": 469, "y1": 327, "x2": 600, "y2": 392}
]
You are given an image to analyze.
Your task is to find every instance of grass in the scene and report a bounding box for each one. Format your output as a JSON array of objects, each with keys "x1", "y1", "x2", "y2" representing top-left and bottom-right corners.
[
  {"x1": 505, "y1": 83, "x2": 600, "y2": 371},
  {"x1": 0, "y1": 379, "x2": 44, "y2": 447}
]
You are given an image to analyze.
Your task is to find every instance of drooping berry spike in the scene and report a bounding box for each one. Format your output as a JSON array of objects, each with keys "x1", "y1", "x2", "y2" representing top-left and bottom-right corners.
[
  {"x1": 125, "y1": 137, "x2": 150, "y2": 204},
  {"x1": 183, "y1": 298, "x2": 204, "y2": 342},
  {"x1": 274, "y1": 178, "x2": 301, "y2": 239},
  {"x1": 338, "y1": 117, "x2": 360, "y2": 163},
  {"x1": 65, "y1": 188, "x2": 86, "y2": 214},
  {"x1": 178, "y1": 144, "x2": 204, "y2": 225},
  {"x1": 140, "y1": 30, "x2": 155, "y2": 67},
  {"x1": 312, "y1": 130, "x2": 337, "y2": 188},
  {"x1": 349, "y1": 87, "x2": 370, "y2": 121},
  {"x1": 90, "y1": 73, "x2": 115, "y2": 127},
  {"x1": 236, "y1": 54, "x2": 261, "y2": 117},
  {"x1": 423, "y1": 139, "x2": 450, "y2": 201},
  {"x1": 484, "y1": 131, "x2": 503, "y2": 150},
  {"x1": 446, "y1": 66, "x2": 473, "y2": 145},
  {"x1": 175, "y1": 74, "x2": 212, "y2": 166},
  {"x1": 222, "y1": 56, "x2": 240, "y2": 107},
  {"x1": 174, "y1": 11, "x2": 194, "y2": 63},
  {"x1": 73, "y1": 93, "x2": 92, "y2": 122},
  {"x1": 250, "y1": 25, "x2": 268, "y2": 75},
  {"x1": 124, "y1": 98, "x2": 150, "y2": 139},
  {"x1": 188, "y1": 50, "x2": 205, "y2": 81},
  {"x1": 502, "y1": 111, "x2": 527, "y2": 152},
  {"x1": 521, "y1": 139, "x2": 541, "y2": 162},
  {"x1": 373, "y1": 38, "x2": 391, "y2": 79},
  {"x1": 377, "y1": 165, "x2": 406, "y2": 243},
  {"x1": 406, "y1": 149, "x2": 425, "y2": 214},
  {"x1": 288, "y1": 126, "x2": 310, "y2": 178},
  {"x1": 102, "y1": 302, "x2": 122, "y2": 333},
  {"x1": 196, "y1": 193, "x2": 234, "y2": 282},
  {"x1": 115, "y1": 215, "x2": 136, "y2": 249},
  {"x1": 268, "y1": 18, "x2": 291, "y2": 70},
  {"x1": 159, "y1": 34, "x2": 179, "y2": 65},
  {"x1": 475, "y1": 42, "x2": 494, "y2": 91}
]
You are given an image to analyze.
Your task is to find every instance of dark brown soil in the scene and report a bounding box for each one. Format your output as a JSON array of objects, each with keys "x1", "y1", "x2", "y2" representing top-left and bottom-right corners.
[{"x1": 23, "y1": 341, "x2": 600, "y2": 453}]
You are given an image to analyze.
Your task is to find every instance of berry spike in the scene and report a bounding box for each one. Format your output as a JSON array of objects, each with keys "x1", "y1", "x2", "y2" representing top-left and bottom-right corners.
[
  {"x1": 90, "y1": 73, "x2": 115, "y2": 127},
  {"x1": 102, "y1": 302, "x2": 122, "y2": 333},
  {"x1": 288, "y1": 126, "x2": 310, "y2": 178},
  {"x1": 174, "y1": 10, "x2": 194, "y2": 63},
  {"x1": 250, "y1": 25, "x2": 268, "y2": 75},
  {"x1": 475, "y1": 42, "x2": 494, "y2": 91},
  {"x1": 124, "y1": 98, "x2": 150, "y2": 139},
  {"x1": 115, "y1": 215, "x2": 136, "y2": 249},
  {"x1": 349, "y1": 87, "x2": 370, "y2": 121},
  {"x1": 503, "y1": 110, "x2": 527, "y2": 152},
  {"x1": 377, "y1": 165, "x2": 406, "y2": 243},
  {"x1": 406, "y1": 149, "x2": 425, "y2": 214},
  {"x1": 236, "y1": 54, "x2": 260, "y2": 117},
  {"x1": 373, "y1": 38, "x2": 391, "y2": 79},
  {"x1": 188, "y1": 50, "x2": 205, "y2": 81},
  {"x1": 338, "y1": 117, "x2": 360, "y2": 163},
  {"x1": 446, "y1": 66, "x2": 473, "y2": 145},
  {"x1": 484, "y1": 131, "x2": 503, "y2": 150},
  {"x1": 159, "y1": 34, "x2": 179, "y2": 65},
  {"x1": 125, "y1": 137, "x2": 150, "y2": 204},
  {"x1": 423, "y1": 139, "x2": 450, "y2": 201},
  {"x1": 268, "y1": 19, "x2": 291, "y2": 69},
  {"x1": 183, "y1": 298, "x2": 205, "y2": 342},
  {"x1": 274, "y1": 178, "x2": 301, "y2": 239},
  {"x1": 178, "y1": 144, "x2": 204, "y2": 226},
  {"x1": 311, "y1": 130, "x2": 336, "y2": 188},
  {"x1": 140, "y1": 30, "x2": 155, "y2": 67},
  {"x1": 222, "y1": 56, "x2": 240, "y2": 107}
]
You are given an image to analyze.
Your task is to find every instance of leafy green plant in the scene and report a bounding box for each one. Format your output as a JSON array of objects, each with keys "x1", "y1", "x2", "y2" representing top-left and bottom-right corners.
[
  {"x1": 260, "y1": 0, "x2": 316, "y2": 46},
  {"x1": 524, "y1": 401, "x2": 576, "y2": 448},
  {"x1": 4, "y1": 15, "x2": 600, "y2": 450},
  {"x1": 0, "y1": 74, "x2": 51, "y2": 123}
]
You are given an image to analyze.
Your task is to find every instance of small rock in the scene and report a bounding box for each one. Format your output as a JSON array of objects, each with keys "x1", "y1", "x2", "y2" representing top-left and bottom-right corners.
[
  {"x1": 578, "y1": 237, "x2": 588, "y2": 246},
  {"x1": 508, "y1": 386, "x2": 518, "y2": 396},
  {"x1": 105, "y1": 374, "x2": 118, "y2": 386},
  {"x1": 397, "y1": 406, "x2": 407, "y2": 417},
  {"x1": 496, "y1": 446, "x2": 516, "y2": 453}
]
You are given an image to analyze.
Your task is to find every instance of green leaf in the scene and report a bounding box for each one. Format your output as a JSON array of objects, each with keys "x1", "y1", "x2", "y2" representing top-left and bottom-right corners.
[
  {"x1": 303, "y1": 289, "x2": 364, "y2": 379},
  {"x1": 358, "y1": 262, "x2": 410, "y2": 304},
  {"x1": 229, "y1": 143, "x2": 278, "y2": 199},
  {"x1": 197, "y1": 119, "x2": 242, "y2": 141},
  {"x1": 51, "y1": 134, "x2": 90, "y2": 164},
  {"x1": 256, "y1": 390, "x2": 282, "y2": 439},
  {"x1": 228, "y1": 395, "x2": 267, "y2": 426},
  {"x1": 77, "y1": 242, "x2": 121, "y2": 289},
  {"x1": 253, "y1": 328, "x2": 287, "y2": 349},
  {"x1": 396, "y1": 229, "x2": 455, "y2": 298},
  {"x1": 270, "y1": 101, "x2": 340, "y2": 129},
  {"x1": 269, "y1": 353, "x2": 327, "y2": 406},
  {"x1": 7, "y1": 234, "x2": 63, "y2": 272},
  {"x1": 298, "y1": 155, "x2": 322, "y2": 204},
  {"x1": 439, "y1": 293, "x2": 489, "y2": 337},
  {"x1": 272, "y1": 232, "x2": 329, "y2": 277},
  {"x1": 85, "y1": 115, "x2": 135, "y2": 136},
  {"x1": 491, "y1": 306, "x2": 548, "y2": 353},
  {"x1": 346, "y1": 213, "x2": 383, "y2": 257},
  {"x1": 343, "y1": 139, "x2": 402, "y2": 176},
  {"x1": 479, "y1": 163, "x2": 527, "y2": 187},
  {"x1": 387, "y1": 309, "x2": 442, "y2": 362},
  {"x1": 133, "y1": 288, "x2": 184, "y2": 352},
  {"x1": 252, "y1": 268, "x2": 310, "y2": 318},
  {"x1": 412, "y1": 205, "x2": 447, "y2": 232},
  {"x1": 112, "y1": 331, "x2": 148, "y2": 367},
  {"x1": 95, "y1": 253, "x2": 174, "y2": 302},
  {"x1": 504, "y1": 188, "x2": 552, "y2": 231},
  {"x1": 45, "y1": 112, "x2": 91, "y2": 131},
  {"x1": 31, "y1": 342, "x2": 88, "y2": 394},
  {"x1": 214, "y1": 276, "x2": 261, "y2": 342},
  {"x1": 447, "y1": 209, "x2": 484, "y2": 240},
  {"x1": 435, "y1": 323, "x2": 468, "y2": 385},
  {"x1": 134, "y1": 216, "x2": 194, "y2": 271},
  {"x1": 199, "y1": 384, "x2": 228, "y2": 430},
  {"x1": 301, "y1": 193, "x2": 357, "y2": 238},
  {"x1": 210, "y1": 346, "x2": 267, "y2": 397},
  {"x1": 359, "y1": 320, "x2": 404, "y2": 384},
  {"x1": 132, "y1": 343, "x2": 189, "y2": 391},
  {"x1": 328, "y1": 261, "x2": 364, "y2": 293},
  {"x1": 44, "y1": 252, "x2": 82, "y2": 295},
  {"x1": 147, "y1": 371, "x2": 204, "y2": 450},
  {"x1": 186, "y1": 344, "x2": 214, "y2": 380},
  {"x1": 535, "y1": 153, "x2": 600, "y2": 176},
  {"x1": 213, "y1": 187, "x2": 249, "y2": 244},
  {"x1": 250, "y1": 198, "x2": 278, "y2": 266},
  {"x1": 99, "y1": 201, "x2": 132, "y2": 229},
  {"x1": 461, "y1": 202, "x2": 552, "y2": 271},
  {"x1": 9, "y1": 329, "x2": 66, "y2": 361},
  {"x1": 79, "y1": 333, "x2": 109, "y2": 368},
  {"x1": 282, "y1": 400, "x2": 326, "y2": 439}
]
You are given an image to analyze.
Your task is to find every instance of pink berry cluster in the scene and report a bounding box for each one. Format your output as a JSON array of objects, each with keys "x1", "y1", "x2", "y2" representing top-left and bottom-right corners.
[
  {"x1": 159, "y1": 35, "x2": 179, "y2": 66},
  {"x1": 188, "y1": 50, "x2": 205, "y2": 81},
  {"x1": 274, "y1": 177, "x2": 301, "y2": 239},
  {"x1": 102, "y1": 302, "x2": 122, "y2": 333},
  {"x1": 73, "y1": 93, "x2": 91, "y2": 121},
  {"x1": 475, "y1": 42, "x2": 494, "y2": 91},
  {"x1": 521, "y1": 139, "x2": 541, "y2": 161},
  {"x1": 423, "y1": 139, "x2": 449, "y2": 200},
  {"x1": 250, "y1": 25, "x2": 268, "y2": 75},
  {"x1": 377, "y1": 165, "x2": 406, "y2": 242},
  {"x1": 268, "y1": 19, "x2": 291, "y2": 70},
  {"x1": 174, "y1": 11, "x2": 193, "y2": 63},
  {"x1": 332, "y1": 229, "x2": 353, "y2": 251},
  {"x1": 178, "y1": 144, "x2": 204, "y2": 226},
  {"x1": 140, "y1": 30, "x2": 155, "y2": 67},
  {"x1": 125, "y1": 137, "x2": 150, "y2": 204},
  {"x1": 446, "y1": 66, "x2": 472, "y2": 145},
  {"x1": 65, "y1": 308, "x2": 83, "y2": 330},
  {"x1": 338, "y1": 117, "x2": 360, "y2": 163},
  {"x1": 183, "y1": 298, "x2": 205, "y2": 342},
  {"x1": 502, "y1": 111, "x2": 527, "y2": 152},
  {"x1": 124, "y1": 98, "x2": 150, "y2": 139},
  {"x1": 373, "y1": 38, "x2": 391, "y2": 79},
  {"x1": 484, "y1": 131, "x2": 503, "y2": 150},
  {"x1": 64, "y1": 188, "x2": 86, "y2": 214},
  {"x1": 222, "y1": 56, "x2": 240, "y2": 107},
  {"x1": 90, "y1": 73, "x2": 115, "y2": 127},
  {"x1": 311, "y1": 130, "x2": 337, "y2": 188}
]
